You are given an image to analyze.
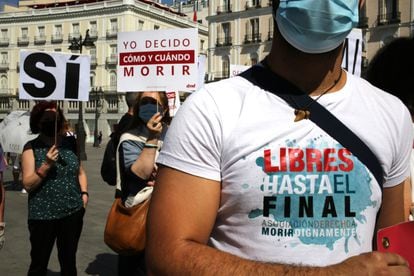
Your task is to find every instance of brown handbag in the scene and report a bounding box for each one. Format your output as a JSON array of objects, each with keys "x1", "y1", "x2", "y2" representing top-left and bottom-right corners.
[{"x1": 104, "y1": 196, "x2": 151, "y2": 255}]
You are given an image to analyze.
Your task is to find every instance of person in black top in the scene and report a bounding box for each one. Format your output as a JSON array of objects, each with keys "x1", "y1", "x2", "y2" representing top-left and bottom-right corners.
[{"x1": 21, "y1": 101, "x2": 88, "y2": 276}]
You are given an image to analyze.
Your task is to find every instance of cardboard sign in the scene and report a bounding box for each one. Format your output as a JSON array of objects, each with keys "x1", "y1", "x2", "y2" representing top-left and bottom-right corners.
[
  {"x1": 19, "y1": 50, "x2": 90, "y2": 101},
  {"x1": 230, "y1": 64, "x2": 250, "y2": 78},
  {"x1": 118, "y1": 28, "x2": 198, "y2": 92},
  {"x1": 342, "y1": 28, "x2": 363, "y2": 76}
]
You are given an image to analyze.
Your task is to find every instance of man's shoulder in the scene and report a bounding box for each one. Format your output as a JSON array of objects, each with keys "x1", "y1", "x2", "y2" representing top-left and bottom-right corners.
[
  {"x1": 349, "y1": 73, "x2": 406, "y2": 108},
  {"x1": 188, "y1": 76, "x2": 257, "y2": 107}
]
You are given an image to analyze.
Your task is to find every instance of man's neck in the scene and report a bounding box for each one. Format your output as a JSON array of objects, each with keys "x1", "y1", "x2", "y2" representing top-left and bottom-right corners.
[{"x1": 267, "y1": 34, "x2": 346, "y2": 96}]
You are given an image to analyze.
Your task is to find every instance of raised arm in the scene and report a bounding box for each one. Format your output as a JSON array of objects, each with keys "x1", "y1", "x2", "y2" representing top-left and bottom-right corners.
[{"x1": 21, "y1": 146, "x2": 57, "y2": 192}]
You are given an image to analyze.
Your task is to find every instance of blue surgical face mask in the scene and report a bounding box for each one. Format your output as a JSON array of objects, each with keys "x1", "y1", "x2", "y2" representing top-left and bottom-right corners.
[
  {"x1": 274, "y1": 0, "x2": 359, "y2": 54},
  {"x1": 139, "y1": 103, "x2": 161, "y2": 123}
]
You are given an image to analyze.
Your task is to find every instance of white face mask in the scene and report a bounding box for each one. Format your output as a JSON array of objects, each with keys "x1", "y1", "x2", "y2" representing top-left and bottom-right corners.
[{"x1": 274, "y1": 0, "x2": 359, "y2": 54}]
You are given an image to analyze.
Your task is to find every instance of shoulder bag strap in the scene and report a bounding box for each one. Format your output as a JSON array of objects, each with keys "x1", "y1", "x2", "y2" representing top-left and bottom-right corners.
[
  {"x1": 115, "y1": 133, "x2": 147, "y2": 191},
  {"x1": 239, "y1": 64, "x2": 384, "y2": 188}
]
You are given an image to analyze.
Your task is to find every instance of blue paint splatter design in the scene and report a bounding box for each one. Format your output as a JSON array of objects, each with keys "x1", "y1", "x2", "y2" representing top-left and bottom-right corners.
[{"x1": 249, "y1": 140, "x2": 377, "y2": 253}]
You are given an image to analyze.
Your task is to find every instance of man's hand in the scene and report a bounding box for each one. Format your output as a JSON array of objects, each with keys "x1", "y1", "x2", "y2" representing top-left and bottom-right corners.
[{"x1": 331, "y1": 252, "x2": 411, "y2": 275}]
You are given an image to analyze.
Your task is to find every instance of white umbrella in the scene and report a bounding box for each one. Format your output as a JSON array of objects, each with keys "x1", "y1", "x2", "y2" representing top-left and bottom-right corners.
[{"x1": 0, "y1": 110, "x2": 38, "y2": 154}]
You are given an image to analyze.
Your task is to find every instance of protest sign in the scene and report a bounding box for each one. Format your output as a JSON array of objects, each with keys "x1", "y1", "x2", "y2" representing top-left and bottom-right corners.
[
  {"x1": 118, "y1": 28, "x2": 198, "y2": 92},
  {"x1": 19, "y1": 50, "x2": 90, "y2": 101},
  {"x1": 230, "y1": 64, "x2": 250, "y2": 78},
  {"x1": 342, "y1": 28, "x2": 363, "y2": 76}
]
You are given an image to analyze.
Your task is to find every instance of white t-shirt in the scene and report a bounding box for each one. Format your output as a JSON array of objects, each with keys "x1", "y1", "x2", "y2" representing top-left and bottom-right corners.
[{"x1": 157, "y1": 70, "x2": 413, "y2": 266}]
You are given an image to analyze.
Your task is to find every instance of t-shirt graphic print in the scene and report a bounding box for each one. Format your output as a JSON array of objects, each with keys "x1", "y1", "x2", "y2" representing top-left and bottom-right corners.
[{"x1": 251, "y1": 136, "x2": 379, "y2": 256}]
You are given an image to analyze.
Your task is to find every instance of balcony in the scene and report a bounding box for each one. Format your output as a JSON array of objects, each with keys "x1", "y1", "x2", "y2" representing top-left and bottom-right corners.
[
  {"x1": 0, "y1": 38, "x2": 9, "y2": 47},
  {"x1": 216, "y1": 36, "x2": 233, "y2": 47},
  {"x1": 0, "y1": 88, "x2": 13, "y2": 95},
  {"x1": 68, "y1": 33, "x2": 81, "y2": 42},
  {"x1": 377, "y1": 11, "x2": 401, "y2": 25},
  {"x1": 17, "y1": 36, "x2": 29, "y2": 46},
  {"x1": 34, "y1": 35, "x2": 47, "y2": 45},
  {"x1": 245, "y1": 0, "x2": 261, "y2": 10},
  {"x1": 106, "y1": 28, "x2": 118, "y2": 39},
  {"x1": 51, "y1": 34, "x2": 63, "y2": 43},
  {"x1": 105, "y1": 54, "x2": 117, "y2": 66},
  {"x1": 0, "y1": 62, "x2": 9, "y2": 71},
  {"x1": 217, "y1": 5, "x2": 232, "y2": 14},
  {"x1": 244, "y1": 33, "x2": 262, "y2": 44}
]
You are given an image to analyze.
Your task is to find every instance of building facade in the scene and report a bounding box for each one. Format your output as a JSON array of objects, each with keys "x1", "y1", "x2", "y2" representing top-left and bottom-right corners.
[
  {"x1": 206, "y1": 0, "x2": 414, "y2": 81},
  {"x1": 0, "y1": 0, "x2": 208, "y2": 141}
]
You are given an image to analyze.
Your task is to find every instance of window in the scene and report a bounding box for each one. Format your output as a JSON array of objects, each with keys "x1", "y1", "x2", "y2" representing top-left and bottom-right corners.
[
  {"x1": 250, "y1": 53, "x2": 258, "y2": 65},
  {"x1": 21, "y1": 27, "x2": 28, "y2": 38},
  {"x1": 154, "y1": 25, "x2": 160, "y2": 30},
  {"x1": 1, "y1": 52, "x2": 7, "y2": 63},
  {"x1": 38, "y1": 26, "x2": 45, "y2": 36},
  {"x1": 0, "y1": 75, "x2": 7, "y2": 89},
  {"x1": 72, "y1": 23, "x2": 80, "y2": 35},
  {"x1": 55, "y1": 25, "x2": 62, "y2": 35},
  {"x1": 378, "y1": 0, "x2": 399, "y2": 23},
  {"x1": 54, "y1": 48, "x2": 61, "y2": 52},
  {"x1": 222, "y1": 56, "x2": 229, "y2": 78},
  {"x1": 90, "y1": 72, "x2": 96, "y2": 87},
  {"x1": 110, "y1": 19, "x2": 118, "y2": 31},
  {"x1": 1, "y1": 29, "x2": 7, "y2": 38},
  {"x1": 250, "y1": 18, "x2": 260, "y2": 41},
  {"x1": 90, "y1": 47, "x2": 97, "y2": 59},
  {"x1": 110, "y1": 44, "x2": 117, "y2": 55},
  {"x1": 268, "y1": 17, "x2": 274, "y2": 40},
  {"x1": 222, "y1": 22, "x2": 231, "y2": 44},
  {"x1": 109, "y1": 71, "x2": 117, "y2": 87},
  {"x1": 138, "y1": 20, "x2": 144, "y2": 31},
  {"x1": 90, "y1": 21, "x2": 97, "y2": 32}
]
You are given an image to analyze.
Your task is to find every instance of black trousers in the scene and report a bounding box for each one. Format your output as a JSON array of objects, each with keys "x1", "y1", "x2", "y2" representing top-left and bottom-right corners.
[{"x1": 27, "y1": 207, "x2": 85, "y2": 276}]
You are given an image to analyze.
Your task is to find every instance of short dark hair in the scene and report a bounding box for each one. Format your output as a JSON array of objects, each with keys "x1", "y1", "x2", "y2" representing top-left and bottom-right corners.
[
  {"x1": 366, "y1": 37, "x2": 414, "y2": 115},
  {"x1": 125, "y1": 92, "x2": 139, "y2": 108},
  {"x1": 30, "y1": 101, "x2": 66, "y2": 134}
]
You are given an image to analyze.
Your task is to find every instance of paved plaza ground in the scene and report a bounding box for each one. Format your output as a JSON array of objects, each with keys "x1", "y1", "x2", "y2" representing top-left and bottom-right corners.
[{"x1": 0, "y1": 141, "x2": 119, "y2": 276}]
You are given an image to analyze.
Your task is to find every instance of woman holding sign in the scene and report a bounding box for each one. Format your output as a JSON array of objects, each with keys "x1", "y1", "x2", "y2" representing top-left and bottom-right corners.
[
  {"x1": 116, "y1": 91, "x2": 170, "y2": 275},
  {"x1": 21, "y1": 101, "x2": 88, "y2": 276}
]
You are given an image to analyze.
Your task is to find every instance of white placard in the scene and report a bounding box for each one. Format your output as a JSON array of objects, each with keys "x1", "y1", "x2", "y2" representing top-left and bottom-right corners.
[
  {"x1": 19, "y1": 50, "x2": 90, "y2": 101},
  {"x1": 341, "y1": 28, "x2": 363, "y2": 76},
  {"x1": 230, "y1": 64, "x2": 250, "y2": 78},
  {"x1": 118, "y1": 28, "x2": 198, "y2": 92}
]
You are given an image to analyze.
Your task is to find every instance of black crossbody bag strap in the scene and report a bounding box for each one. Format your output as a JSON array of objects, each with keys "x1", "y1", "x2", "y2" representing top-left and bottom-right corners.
[{"x1": 239, "y1": 65, "x2": 384, "y2": 188}]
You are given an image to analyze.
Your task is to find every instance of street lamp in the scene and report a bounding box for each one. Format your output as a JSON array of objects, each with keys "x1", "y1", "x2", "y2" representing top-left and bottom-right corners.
[
  {"x1": 68, "y1": 29, "x2": 95, "y2": 160},
  {"x1": 93, "y1": 87, "x2": 103, "y2": 147}
]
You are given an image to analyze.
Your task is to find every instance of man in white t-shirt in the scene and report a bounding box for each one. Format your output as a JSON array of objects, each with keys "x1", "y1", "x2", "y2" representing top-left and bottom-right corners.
[{"x1": 146, "y1": 0, "x2": 412, "y2": 275}]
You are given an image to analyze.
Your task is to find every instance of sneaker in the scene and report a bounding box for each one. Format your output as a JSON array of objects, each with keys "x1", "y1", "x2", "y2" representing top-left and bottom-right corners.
[{"x1": 21, "y1": 188, "x2": 27, "y2": 194}]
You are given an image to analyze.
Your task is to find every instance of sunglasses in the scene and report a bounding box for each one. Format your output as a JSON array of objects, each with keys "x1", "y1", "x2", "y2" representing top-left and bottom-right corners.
[{"x1": 140, "y1": 97, "x2": 159, "y2": 106}]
